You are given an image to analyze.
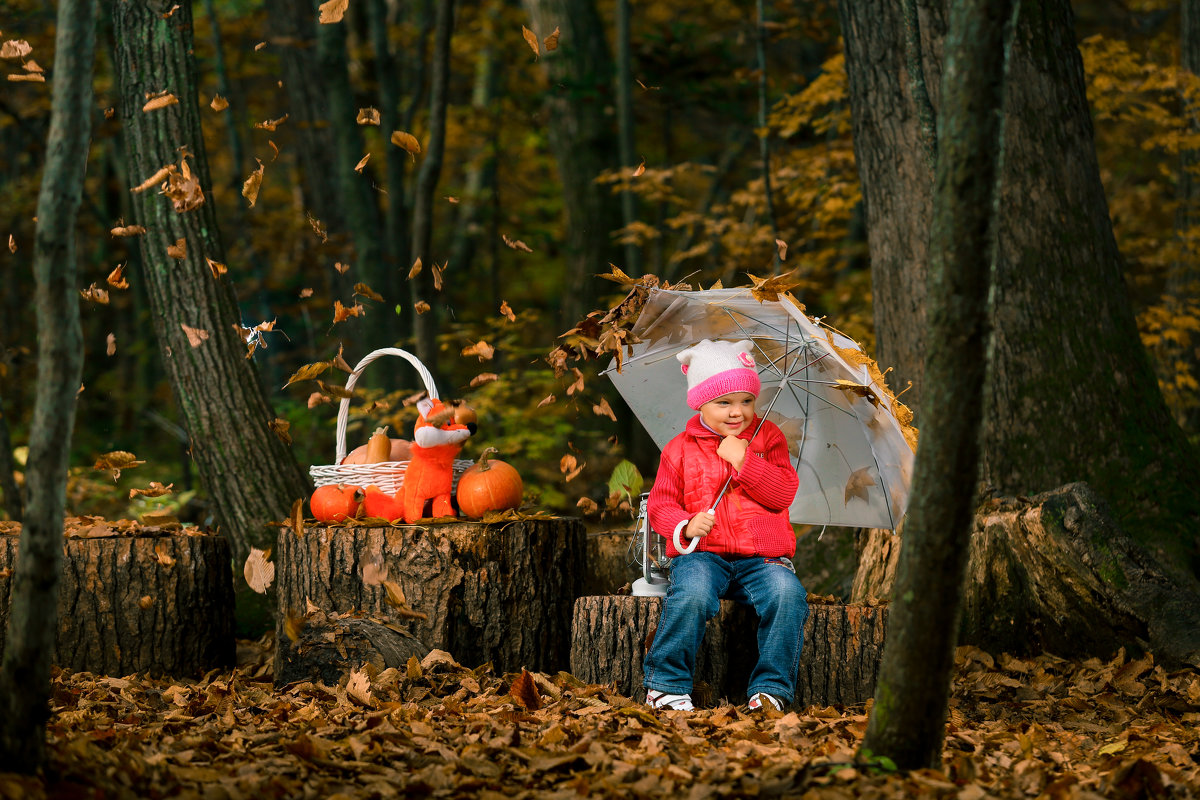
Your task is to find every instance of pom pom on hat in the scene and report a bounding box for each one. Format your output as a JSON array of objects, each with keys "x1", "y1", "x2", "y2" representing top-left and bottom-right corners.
[{"x1": 677, "y1": 339, "x2": 761, "y2": 410}]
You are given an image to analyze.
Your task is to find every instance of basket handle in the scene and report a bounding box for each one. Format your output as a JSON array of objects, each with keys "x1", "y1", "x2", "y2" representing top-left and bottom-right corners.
[{"x1": 335, "y1": 348, "x2": 440, "y2": 464}]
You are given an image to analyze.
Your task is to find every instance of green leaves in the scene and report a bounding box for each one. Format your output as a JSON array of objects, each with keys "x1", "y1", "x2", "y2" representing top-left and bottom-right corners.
[{"x1": 607, "y1": 460, "x2": 643, "y2": 505}]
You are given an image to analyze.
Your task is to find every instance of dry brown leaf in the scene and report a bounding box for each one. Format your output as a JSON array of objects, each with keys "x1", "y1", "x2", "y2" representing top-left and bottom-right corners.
[
  {"x1": 210, "y1": 94, "x2": 229, "y2": 111},
  {"x1": 356, "y1": 107, "x2": 380, "y2": 125},
  {"x1": 502, "y1": 233, "x2": 532, "y2": 252},
  {"x1": 318, "y1": 0, "x2": 348, "y2": 24},
  {"x1": 242, "y1": 159, "x2": 264, "y2": 207},
  {"x1": 521, "y1": 25, "x2": 540, "y2": 58},
  {"x1": 94, "y1": 451, "x2": 144, "y2": 481},
  {"x1": 206, "y1": 257, "x2": 227, "y2": 278},
  {"x1": 775, "y1": 238, "x2": 789, "y2": 261},
  {"x1": 269, "y1": 418, "x2": 292, "y2": 445},
  {"x1": 129, "y1": 481, "x2": 173, "y2": 499},
  {"x1": 290, "y1": 497, "x2": 304, "y2": 538},
  {"x1": 131, "y1": 164, "x2": 174, "y2": 194},
  {"x1": 306, "y1": 391, "x2": 330, "y2": 408},
  {"x1": 0, "y1": 40, "x2": 32, "y2": 59},
  {"x1": 254, "y1": 41, "x2": 267, "y2": 51},
  {"x1": 299, "y1": 287, "x2": 314, "y2": 298},
  {"x1": 444, "y1": 195, "x2": 459, "y2": 204},
  {"x1": 21, "y1": 58, "x2": 42, "y2": 73},
  {"x1": 576, "y1": 496, "x2": 599, "y2": 515},
  {"x1": 268, "y1": 140, "x2": 279, "y2": 161},
  {"x1": 408, "y1": 257, "x2": 422, "y2": 279},
  {"x1": 107, "y1": 263, "x2": 128, "y2": 289},
  {"x1": 154, "y1": 543, "x2": 175, "y2": 566},
  {"x1": 7, "y1": 234, "x2": 14, "y2": 252},
  {"x1": 161, "y1": 4, "x2": 180, "y2": 18},
  {"x1": 631, "y1": 158, "x2": 646, "y2": 177},
  {"x1": 166, "y1": 238, "x2": 186, "y2": 259},
  {"x1": 333, "y1": 300, "x2": 364, "y2": 323},
  {"x1": 390, "y1": 130, "x2": 421, "y2": 159},
  {"x1": 592, "y1": 398, "x2": 617, "y2": 421},
  {"x1": 353, "y1": 282, "x2": 383, "y2": 303},
  {"x1": 431, "y1": 261, "x2": 445, "y2": 291},
  {"x1": 6, "y1": 73, "x2": 43, "y2": 82},
  {"x1": 566, "y1": 367, "x2": 585, "y2": 396},
  {"x1": 110, "y1": 224, "x2": 147, "y2": 237},
  {"x1": 141, "y1": 93, "x2": 178, "y2": 112},
  {"x1": 500, "y1": 300, "x2": 516, "y2": 322},
  {"x1": 543, "y1": 26, "x2": 560, "y2": 52},
  {"x1": 283, "y1": 612, "x2": 305, "y2": 642},
  {"x1": 362, "y1": 561, "x2": 388, "y2": 586},
  {"x1": 470, "y1": 373, "x2": 498, "y2": 388},
  {"x1": 334, "y1": 261, "x2": 350, "y2": 274},
  {"x1": 354, "y1": 152, "x2": 370, "y2": 172},
  {"x1": 179, "y1": 323, "x2": 209, "y2": 348},
  {"x1": 244, "y1": 548, "x2": 275, "y2": 594},
  {"x1": 254, "y1": 113, "x2": 288, "y2": 131},
  {"x1": 461, "y1": 340, "x2": 495, "y2": 361},
  {"x1": 537, "y1": 394, "x2": 555, "y2": 408},
  {"x1": 106, "y1": 333, "x2": 117, "y2": 356},
  {"x1": 346, "y1": 668, "x2": 373, "y2": 707},
  {"x1": 844, "y1": 467, "x2": 875, "y2": 505},
  {"x1": 414, "y1": 301, "x2": 431, "y2": 315},
  {"x1": 509, "y1": 669, "x2": 542, "y2": 711},
  {"x1": 80, "y1": 284, "x2": 110, "y2": 304}
]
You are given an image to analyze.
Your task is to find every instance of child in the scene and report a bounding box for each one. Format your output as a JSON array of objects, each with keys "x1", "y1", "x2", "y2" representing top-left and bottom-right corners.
[{"x1": 643, "y1": 338, "x2": 808, "y2": 712}]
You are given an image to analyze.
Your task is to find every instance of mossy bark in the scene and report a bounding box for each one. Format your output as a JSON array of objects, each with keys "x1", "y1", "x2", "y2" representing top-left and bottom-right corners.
[{"x1": 110, "y1": 0, "x2": 312, "y2": 574}]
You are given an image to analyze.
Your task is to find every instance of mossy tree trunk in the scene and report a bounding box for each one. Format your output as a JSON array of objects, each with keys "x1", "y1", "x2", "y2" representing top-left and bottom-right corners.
[
  {"x1": 859, "y1": 0, "x2": 1012, "y2": 770},
  {"x1": 0, "y1": 0, "x2": 95, "y2": 771},
  {"x1": 110, "y1": 0, "x2": 312, "y2": 575}
]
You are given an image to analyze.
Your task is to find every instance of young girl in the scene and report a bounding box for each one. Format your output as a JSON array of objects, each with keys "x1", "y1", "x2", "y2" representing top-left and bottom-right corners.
[{"x1": 643, "y1": 338, "x2": 808, "y2": 712}]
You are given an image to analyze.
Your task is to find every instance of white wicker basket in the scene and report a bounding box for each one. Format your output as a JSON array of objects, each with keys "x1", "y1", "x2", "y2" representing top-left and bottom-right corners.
[{"x1": 309, "y1": 347, "x2": 474, "y2": 495}]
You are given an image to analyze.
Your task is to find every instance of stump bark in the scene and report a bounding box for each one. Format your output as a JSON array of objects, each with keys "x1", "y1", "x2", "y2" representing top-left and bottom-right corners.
[
  {"x1": 584, "y1": 529, "x2": 635, "y2": 596},
  {"x1": 275, "y1": 518, "x2": 584, "y2": 678},
  {"x1": 274, "y1": 610, "x2": 430, "y2": 687},
  {"x1": 0, "y1": 526, "x2": 234, "y2": 676},
  {"x1": 852, "y1": 482, "x2": 1200, "y2": 668},
  {"x1": 570, "y1": 595, "x2": 887, "y2": 709}
]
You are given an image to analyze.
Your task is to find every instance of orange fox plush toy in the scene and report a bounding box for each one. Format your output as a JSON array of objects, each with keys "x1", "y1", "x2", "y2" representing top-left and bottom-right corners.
[{"x1": 400, "y1": 397, "x2": 476, "y2": 523}]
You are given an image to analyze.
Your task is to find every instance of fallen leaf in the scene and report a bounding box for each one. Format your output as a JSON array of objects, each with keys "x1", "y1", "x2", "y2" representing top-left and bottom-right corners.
[
  {"x1": 543, "y1": 26, "x2": 560, "y2": 52},
  {"x1": 390, "y1": 130, "x2": 421, "y2": 159},
  {"x1": 509, "y1": 669, "x2": 542, "y2": 710},
  {"x1": 244, "y1": 548, "x2": 275, "y2": 594},
  {"x1": 844, "y1": 467, "x2": 875, "y2": 505},
  {"x1": 181, "y1": 323, "x2": 208, "y2": 347},
  {"x1": 318, "y1": 0, "x2": 348, "y2": 24},
  {"x1": 346, "y1": 668, "x2": 373, "y2": 707}
]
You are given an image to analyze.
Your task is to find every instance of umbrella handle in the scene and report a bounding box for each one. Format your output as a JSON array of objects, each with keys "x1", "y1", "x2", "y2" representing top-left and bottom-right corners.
[{"x1": 673, "y1": 524, "x2": 701, "y2": 554}]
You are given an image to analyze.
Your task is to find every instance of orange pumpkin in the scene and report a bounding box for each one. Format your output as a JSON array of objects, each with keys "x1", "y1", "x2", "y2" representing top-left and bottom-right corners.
[
  {"x1": 362, "y1": 485, "x2": 405, "y2": 521},
  {"x1": 456, "y1": 447, "x2": 523, "y2": 518},
  {"x1": 310, "y1": 483, "x2": 363, "y2": 522}
]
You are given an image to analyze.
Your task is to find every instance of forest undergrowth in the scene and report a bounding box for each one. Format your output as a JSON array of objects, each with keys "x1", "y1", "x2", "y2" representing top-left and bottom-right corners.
[{"x1": 0, "y1": 636, "x2": 1197, "y2": 799}]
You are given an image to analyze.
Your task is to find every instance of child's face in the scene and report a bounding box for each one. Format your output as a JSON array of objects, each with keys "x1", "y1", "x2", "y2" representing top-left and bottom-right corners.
[{"x1": 700, "y1": 392, "x2": 756, "y2": 436}]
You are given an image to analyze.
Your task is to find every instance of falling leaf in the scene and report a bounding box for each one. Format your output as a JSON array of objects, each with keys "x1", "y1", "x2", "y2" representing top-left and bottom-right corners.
[
  {"x1": 290, "y1": 497, "x2": 304, "y2": 538},
  {"x1": 141, "y1": 93, "x2": 178, "y2": 112},
  {"x1": 362, "y1": 561, "x2": 388, "y2": 586},
  {"x1": 306, "y1": 392, "x2": 330, "y2": 408},
  {"x1": 592, "y1": 398, "x2": 617, "y2": 421},
  {"x1": 334, "y1": 261, "x2": 350, "y2": 274},
  {"x1": 6, "y1": 73, "x2": 44, "y2": 83},
  {"x1": 80, "y1": 284, "x2": 110, "y2": 304},
  {"x1": 500, "y1": 300, "x2": 516, "y2": 322},
  {"x1": 390, "y1": 130, "x2": 421, "y2": 159},
  {"x1": 299, "y1": 287, "x2": 314, "y2": 298},
  {"x1": 268, "y1": 140, "x2": 279, "y2": 161},
  {"x1": 106, "y1": 333, "x2": 116, "y2": 356},
  {"x1": 0, "y1": 40, "x2": 32, "y2": 59},
  {"x1": 242, "y1": 159, "x2": 264, "y2": 207},
  {"x1": 155, "y1": 543, "x2": 176, "y2": 566},
  {"x1": 128, "y1": 481, "x2": 173, "y2": 499},
  {"x1": 283, "y1": 612, "x2": 305, "y2": 642},
  {"x1": 21, "y1": 58, "x2": 42, "y2": 73},
  {"x1": 210, "y1": 94, "x2": 228, "y2": 111},
  {"x1": 131, "y1": 164, "x2": 173, "y2": 193},
  {"x1": 110, "y1": 224, "x2": 147, "y2": 237},
  {"x1": 844, "y1": 467, "x2": 875, "y2": 504},
  {"x1": 333, "y1": 300, "x2": 364, "y2": 323},
  {"x1": 561, "y1": 454, "x2": 584, "y2": 482},
  {"x1": 414, "y1": 301, "x2": 431, "y2": 315},
  {"x1": 103, "y1": 107, "x2": 115, "y2": 119},
  {"x1": 254, "y1": 41, "x2": 267, "y2": 51},
  {"x1": 543, "y1": 26, "x2": 560, "y2": 52},
  {"x1": 566, "y1": 368, "x2": 585, "y2": 396},
  {"x1": 7, "y1": 234, "x2": 14, "y2": 252},
  {"x1": 576, "y1": 496, "x2": 599, "y2": 515},
  {"x1": 318, "y1": 0, "x2": 348, "y2": 24},
  {"x1": 254, "y1": 113, "x2": 288, "y2": 131},
  {"x1": 94, "y1": 451, "x2": 144, "y2": 481},
  {"x1": 161, "y1": 155, "x2": 205, "y2": 212},
  {"x1": 431, "y1": 260, "x2": 446, "y2": 291},
  {"x1": 509, "y1": 669, "x2": 542, "y2": 711},
  {"x1": 461, "y1": 340, "x2": 495, "y2": 361},
  {"x1": 166, "y1": 238, "x2": 186, "y2": 259},
  {"x1": 470, "y1": 373, "x2": 498, "y2": 388},
  {"x1": 631, "y1": 158, "x2": 646, "y2": 177},
  {"x1": 307, "y1": 213, "x2": 327, "y2": 242},
  {"x1": 537, "y1": 395, "x2": 555, "y2": 408},
  {"x1": 206, "y1": 257, "x2": 227, "y2": 278},
  {"x1": 161, "y1": 4, "x2": 180, "y2": 18},
  {"x1": 107, "y1": 263, "x2": 128, "y2": 289},
  {"x1": 521, "y1": 25, "x2": 540, "y2": 58},
  {"x1": 776, "y1": 238, "x2": 789, "y2": 261},
  {"x1": 408, "y1": 257, "x2": 422, "y2": 279},
  {"x1": 181, "y1": 323, "x2": 208, "y2": 347},
  {"x1": 597, "y1": 264, "x2": 638, "y2": 286},
  {"x1": 444, "y1": 195, "x2": 459, "y2": 204},
  {"x1": 354, "y1": 152, "x2": 370, "y2": 172},
  {"x1": 269, "y1": 418, "x2": 292, "y2": 445},
  {"x1": 502, "y1": 234, "x2": 532, "y2": 252},
  {"x1": 244, "y1": 548, "x2": 275, "y2": 594},
  {"x1": 356, "y1": 107, "x2": 380, "y2": 125}
]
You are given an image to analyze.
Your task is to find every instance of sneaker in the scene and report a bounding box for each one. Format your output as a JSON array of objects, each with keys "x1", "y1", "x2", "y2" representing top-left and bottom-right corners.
[
  {"x1": 747, "y1": 692, "x2": 782, "y2": 712},
  {"x1": 646, "y1": 690, "x2": 694, "y2": 711}
]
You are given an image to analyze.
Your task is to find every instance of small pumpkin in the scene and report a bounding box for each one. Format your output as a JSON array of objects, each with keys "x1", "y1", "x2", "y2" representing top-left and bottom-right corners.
[
  {"x1": 310, "y1": 483, "x2": 363, "y2": 522},
  {"x1": 456, "y1": 447, "x2": 523, "y2": 518}
]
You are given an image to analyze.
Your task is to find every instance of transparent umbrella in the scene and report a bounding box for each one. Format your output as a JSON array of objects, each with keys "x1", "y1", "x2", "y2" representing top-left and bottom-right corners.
[{"x1": 604, "y1": 287, "x2": 917, "y2": 531}]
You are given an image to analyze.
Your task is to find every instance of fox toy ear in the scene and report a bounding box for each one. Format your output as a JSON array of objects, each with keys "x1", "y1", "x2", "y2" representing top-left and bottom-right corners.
[{"x1": 416, "y1": 397, "x2": 435, "y2": 418}]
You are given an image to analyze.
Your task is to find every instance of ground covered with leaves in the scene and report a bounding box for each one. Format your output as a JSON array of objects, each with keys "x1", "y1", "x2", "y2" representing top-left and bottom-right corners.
[{"x1": 1, "y1": 641, "x2": 1198, "y2": 799}]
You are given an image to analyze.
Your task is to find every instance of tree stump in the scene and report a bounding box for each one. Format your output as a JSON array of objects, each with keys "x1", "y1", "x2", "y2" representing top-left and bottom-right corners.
[
  {"x1": 274, "y1": 518, "x2": 585, "y2": 678},
  {"x1": 584, "y1": 529, "x2": 636, "y2": 596},
  {"x1": 852, "y1": 482, "x2": 1200, "y2": 669},
  {"x1": 570, "y1": 595, "x2": 887, "y2": 709},
  {"x1": 274, "y1": 609, "x2": 430, "y2": 687},
  {"x1": 0, "y1": 523, "x2": 234, "y2": 676}
]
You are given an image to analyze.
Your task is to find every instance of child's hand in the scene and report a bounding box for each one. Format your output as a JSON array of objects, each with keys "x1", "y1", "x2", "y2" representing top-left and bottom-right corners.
[
  {"x1": 685, "y1": 511, "x2": 715, "y2": 539},
  {"x1": 717, "y1": 435, "x2": 749, "y2": 471}
]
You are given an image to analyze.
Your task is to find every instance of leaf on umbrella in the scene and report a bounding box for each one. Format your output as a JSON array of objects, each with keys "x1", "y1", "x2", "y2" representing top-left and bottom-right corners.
[
  {"x1": 354, "y1": 282, "x2": 383, "y2": 303},
  {"x1": 129, "y1": 481, "x2": 173, "y2": 499},
  {"x1": 106, "y1": 333, "x2": 117, "y2": 356},
  {"x1": 543, "y1": 26, "x2": 560, "y2": 51},
  {"x1": 242, "y1": 159, "x2": 264, "y2": 207},
  {"x1": 462, "y1": 340, "x2": 495, "y2": 360},
  {"x1": 500, "y1": 300, "x2": 516, "y2": 322},
  {"x1": 181, "y1": 323, "x2": 208, "y2": 347},
  {"x1": 502, "y1": 233, "x2": 532, "y2": 252},
  {"x1": 747, "y1": 268, "x2": 802, "y2": 301},
  {"x1": 509, "y1": 669, "x2": 541, "y2": 710},
  {"x1": 521, "y1": 25, "x2": 540, "y2": 58},
  {"x1": 592, "y1": 398, "x2": 617, "y2": 421},
  {"x1": 391, "y1": 130, "x2": 421, "y2": 159},
  {"x1": 110, "y1": 224, "x2": 146, "y2": 237},
  {"x1": 107, "y1": 263, "x2": 128, "y2": 289},
  {"x1": 832, "y1": 378, "x2": 880, "y2": 406},
  {"x1": 243, "y1": 548, "x2": 275, "y2": 594},
  {"x1": 254, "y1": 114, "x2": 288, "y2": 131},
  {"x1": 354, "y1": 152, "x2": 370, "y2": 172},
  {"x1": 470, "y1": 373, "x2": 498, "y2": 388},
  {"x1": 210, "y1": 94, "x2": 228, "y2": 111},
  {"x1": 318, "y1": 0, "x2": 348, "y2": 24},
  {"x1": 844, "y1": 467, "x2": 874, "y2": 505},
  {"x1": 141, "y1": 92, "x2": 178, "y2": 112},
  {"x1": 269, "y1": 418, "x2": 292, "y2": 445},
  {"x1": 356, "y1": 107, "x2": 380, "y2": 125}
]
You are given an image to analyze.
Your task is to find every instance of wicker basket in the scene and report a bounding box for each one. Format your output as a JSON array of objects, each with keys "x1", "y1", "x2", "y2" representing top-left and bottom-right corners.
[{"x1": 309, "y1": 348, "x2": 474, "y2": 495}]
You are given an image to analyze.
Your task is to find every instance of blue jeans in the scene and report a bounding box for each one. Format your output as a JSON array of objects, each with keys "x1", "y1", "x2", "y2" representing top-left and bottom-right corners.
[{"x1": 643, "y1": 551, "x2": 809, "y2": 704}]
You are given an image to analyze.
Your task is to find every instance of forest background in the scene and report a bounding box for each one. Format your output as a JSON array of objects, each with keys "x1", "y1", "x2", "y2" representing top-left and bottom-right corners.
[{"x1": 0, "y1": 0, "x2": 1196, "y2": 580}]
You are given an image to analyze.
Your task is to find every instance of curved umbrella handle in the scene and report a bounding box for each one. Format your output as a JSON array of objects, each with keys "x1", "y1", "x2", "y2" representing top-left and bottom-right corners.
[{"x1": 673, "y1": 525, "x2": 701, "y2": 554}]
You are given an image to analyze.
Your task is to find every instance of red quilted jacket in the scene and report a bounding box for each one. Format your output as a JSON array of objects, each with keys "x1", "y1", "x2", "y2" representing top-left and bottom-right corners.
[{"x1": 647, "y1": 415, "x2": 799, "y2": 558}]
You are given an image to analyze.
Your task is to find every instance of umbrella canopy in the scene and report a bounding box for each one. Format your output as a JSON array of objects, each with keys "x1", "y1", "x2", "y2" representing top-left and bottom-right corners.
[{"x1": 604, "y1": 287, "x2": 916, "y2": 530}]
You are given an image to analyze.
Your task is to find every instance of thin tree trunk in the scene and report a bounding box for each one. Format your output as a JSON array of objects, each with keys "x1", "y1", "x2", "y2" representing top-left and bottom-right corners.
[
  {"x1": 0, "y1": 392, "x2": 22, "y2": 521},
  {"x1": 409, "y1": 0, "x2": 455, "y2": 370},
  {"x1": 756, "y1": 0, "x2": 782, "y2": 275},
  {"x1": 0, "y1": 0, "x2": 95, "y2": 771},
  {"x1": 860, "y1": 0, "x2": 1012, "y2": 770},
  {"x1": 110, "y1": 0, "x2": 311, "y2": 576},
  {"x1": 199, "y1": 0, "x2": 246, "y2": 186},
  {"x1": 614, "y1": 0, "x2": 639, "y2": 273}
]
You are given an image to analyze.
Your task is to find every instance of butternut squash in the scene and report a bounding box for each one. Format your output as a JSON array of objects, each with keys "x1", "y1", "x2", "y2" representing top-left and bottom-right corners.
[{"x1": 365, "y1": 425, "x2": 392, "y2": 463}]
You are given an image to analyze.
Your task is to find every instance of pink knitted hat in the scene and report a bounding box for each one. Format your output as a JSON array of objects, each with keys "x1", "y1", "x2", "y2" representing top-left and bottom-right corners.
[{"x1": 677, "y1": 339, "x2": 761, "y2": 410}]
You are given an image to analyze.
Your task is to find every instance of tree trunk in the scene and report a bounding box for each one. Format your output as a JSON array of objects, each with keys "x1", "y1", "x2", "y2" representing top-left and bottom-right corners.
[
  {"x1": 274, "y1": 519, "x2": 585, "y2": 677},
  {"x1": 614, "y1": 0, "x2": 639, "y2": 273},
  {"x1": 861, "y1": 0, "x2": 1012, "y2": 769},
  {"x1": 408, "y1": 0, "x2": 455, "y2": 371},
  {"x1": 0, "y1": 0, "x2": 94, "y2": 772},
  {"x1": 521, "y1": 0, "x2": 623, "y2": 329},
  {"x1": 110, "y1": 0, "x2": 313, "y2": 575},
  {"x1": 275, "y1": 609, "x2": 430, "y2": 687},
  {"x1": 0, "y1": 392, "x2": 22, "y2": 521},
  {"x1": 569, "y1": 596, "x2": 887, "y2": 709},
  {"x1": 0, "y1": 526, "x2": 235, "y2": 677}
]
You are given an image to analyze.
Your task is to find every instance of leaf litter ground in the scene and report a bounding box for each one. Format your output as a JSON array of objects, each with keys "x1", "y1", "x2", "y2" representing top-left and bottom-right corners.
[{"x1": 2, "y1": 640, "x2": 1198, "y2": 799}]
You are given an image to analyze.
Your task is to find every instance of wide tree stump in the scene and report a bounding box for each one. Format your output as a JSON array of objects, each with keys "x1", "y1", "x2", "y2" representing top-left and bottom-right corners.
[
  {"x1": 853, "y1": 482, "x2": 1200, "y2": 669},
  {"x1": 275, "y1": 609, "x2": 430, "y2": 687},
  {"x1": 584, "y1": 529, "x2": 636, "y2": 596},
  {"x1": 570, "y1": 595, "x2": 887, "y2": 709},
  {"x1": 275, "y1": 518, "x2": 584, "y2": 678},
  {"x1": 0, "y1": 523, "x2": 234, "y2": 676}
]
